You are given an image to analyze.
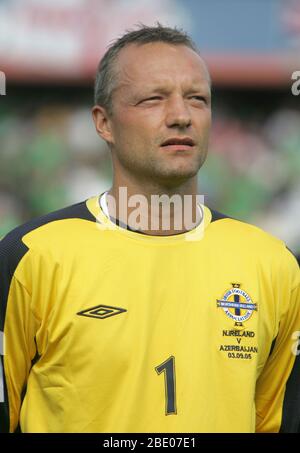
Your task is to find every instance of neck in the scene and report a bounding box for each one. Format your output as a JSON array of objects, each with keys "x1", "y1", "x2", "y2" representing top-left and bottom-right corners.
[{"x1": 106, "y1": 174, "x2": 202, "y2": 236}]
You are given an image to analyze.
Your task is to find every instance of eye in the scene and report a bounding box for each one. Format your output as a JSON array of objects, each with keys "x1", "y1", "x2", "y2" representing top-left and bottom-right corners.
[
  {"x1": 190, "y1": 96, "x2": 207, "y2": 103},
  {"x1": 142, "y1": 96, "x2": 163, "y2": 102}
]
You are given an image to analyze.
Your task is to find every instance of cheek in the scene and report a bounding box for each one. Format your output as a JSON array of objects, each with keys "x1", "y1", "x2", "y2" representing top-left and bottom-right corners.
[
  {"x1": 111, "y1": 119, "x2": 136, "y2": 147},
  {"x1": 197, "y1": 111, "x2": 211, "y2": 135},
  {"x1": 114, "y1": 113, "x2": 159, "y2": 145},
  {"x1": 200, "y1": 108, "x2": 211, "y2": 123}
]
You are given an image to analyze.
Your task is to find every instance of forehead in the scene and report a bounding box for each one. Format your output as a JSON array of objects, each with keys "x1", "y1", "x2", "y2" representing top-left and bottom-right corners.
[{"x1": 115, "y1": 42, "x2": 210, "y2": 90}]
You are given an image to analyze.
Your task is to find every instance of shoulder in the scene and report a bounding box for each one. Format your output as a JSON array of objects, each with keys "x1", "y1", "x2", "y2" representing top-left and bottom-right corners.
[
  {"x1": 207, "y1": 207, "x2": 299, "y2": 273},
  {"x1": 0, "y1": 199, "x2": 95, "y2": 264},
  {"x1": 208, "y1": 207, "x2": 284, "y2": 247}
]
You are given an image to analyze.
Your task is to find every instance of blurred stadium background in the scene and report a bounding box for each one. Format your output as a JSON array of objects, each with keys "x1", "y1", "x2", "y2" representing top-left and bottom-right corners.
[{"x1": 0, "y1": 0, "x2": 299, "y2": 254}]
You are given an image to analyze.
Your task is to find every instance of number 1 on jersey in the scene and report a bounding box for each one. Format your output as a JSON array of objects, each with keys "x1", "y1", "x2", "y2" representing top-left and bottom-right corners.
[{"x1": 155, "y1": 356, "x2": 177, "y2": 415}]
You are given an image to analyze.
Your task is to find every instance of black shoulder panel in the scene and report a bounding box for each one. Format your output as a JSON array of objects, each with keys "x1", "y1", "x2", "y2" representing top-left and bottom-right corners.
[
  {"x1": 3, "y1": 200, "x2": 95, "y2": 244},
  {"x1": 0, "y1": 235, "x2": 28, "y2": 332}
]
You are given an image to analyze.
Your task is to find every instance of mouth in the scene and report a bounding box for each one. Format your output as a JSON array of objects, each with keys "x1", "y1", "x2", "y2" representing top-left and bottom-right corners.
[{"x1": 160, "y1": 137, "x2": 195, "y2": 152}]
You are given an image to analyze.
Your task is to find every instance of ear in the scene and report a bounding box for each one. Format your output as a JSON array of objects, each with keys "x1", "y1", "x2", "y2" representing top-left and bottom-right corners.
[{"x1": 92, "y1": 105, "x2": 114, "y2": 145}]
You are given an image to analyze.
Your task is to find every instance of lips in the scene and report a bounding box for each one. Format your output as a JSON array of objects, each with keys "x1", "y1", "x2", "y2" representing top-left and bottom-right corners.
[{"x1": 161, "y1": 137, "x2": 195, "y2": 147}]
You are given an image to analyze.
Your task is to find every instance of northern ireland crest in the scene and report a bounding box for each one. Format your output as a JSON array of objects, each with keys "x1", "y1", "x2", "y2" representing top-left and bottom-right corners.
[{"x1": 217, "y1": 283, "x2": 257, "y2": 328}]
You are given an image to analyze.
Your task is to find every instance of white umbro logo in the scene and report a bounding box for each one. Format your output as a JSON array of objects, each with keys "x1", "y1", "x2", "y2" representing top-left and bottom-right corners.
[{"x1": 77, "y1": 304, "x2": 127, "y2": 320}]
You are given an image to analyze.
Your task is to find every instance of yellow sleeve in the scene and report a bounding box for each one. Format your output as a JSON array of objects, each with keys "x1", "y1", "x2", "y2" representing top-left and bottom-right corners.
[
  {"x1": 0, "y1": 230, "x2": 38, "y2": 433},
  {"x1": 255, "y1": 250, "x2": 300, "y2": 433}
]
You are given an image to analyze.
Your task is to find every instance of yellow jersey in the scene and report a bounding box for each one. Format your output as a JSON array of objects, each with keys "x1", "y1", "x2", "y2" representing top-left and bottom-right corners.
[{"x1": 0, "y1": 195, "x2": 299, "y2": 432}]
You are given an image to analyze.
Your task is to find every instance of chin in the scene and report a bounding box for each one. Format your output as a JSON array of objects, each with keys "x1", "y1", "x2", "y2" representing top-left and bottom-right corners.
[
  {"x1": 154, "y1": 168, "x2": 199, "y2": 187},
  {"x1": 162, "y1": 154, "x2": 205, "y2": 175},
  {"x1": 162, "y1": 162, "x2": 201, "y2": 178}
]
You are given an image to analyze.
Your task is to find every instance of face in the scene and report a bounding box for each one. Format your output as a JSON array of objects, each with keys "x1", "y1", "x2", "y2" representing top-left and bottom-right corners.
[{"x1": 93, "y1": 42, "x2": 212, "y2": 188}]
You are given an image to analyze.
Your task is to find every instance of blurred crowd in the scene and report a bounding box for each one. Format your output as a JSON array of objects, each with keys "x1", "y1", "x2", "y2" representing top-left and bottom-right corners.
[{"x1": 0, "y1": 96, "x2": 299, "y2": 254}]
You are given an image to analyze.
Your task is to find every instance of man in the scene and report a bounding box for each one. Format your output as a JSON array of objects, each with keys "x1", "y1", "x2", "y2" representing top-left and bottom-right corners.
[{"x1": 0, "y1": 24, "x2": 299, "y2": 433}]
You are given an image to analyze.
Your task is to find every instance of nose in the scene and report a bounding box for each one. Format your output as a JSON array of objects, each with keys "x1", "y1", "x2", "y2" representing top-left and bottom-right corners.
[{"x1": 165, "y1": 95, "x2": 192, "y2": 129}]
